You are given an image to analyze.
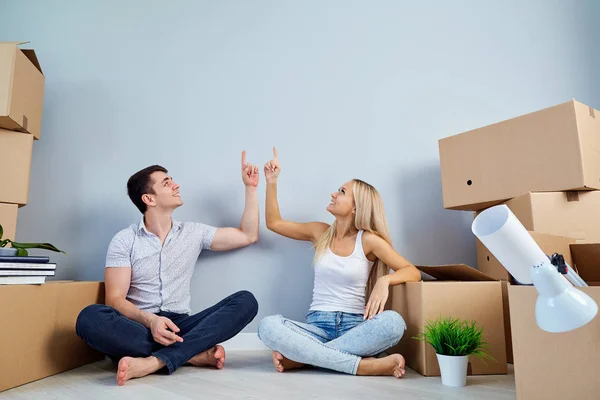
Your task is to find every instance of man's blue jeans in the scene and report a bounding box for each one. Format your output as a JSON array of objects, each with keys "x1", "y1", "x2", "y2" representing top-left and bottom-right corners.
[{"x1": 76, "y1": 290, "x2": 258, "y2": 374}]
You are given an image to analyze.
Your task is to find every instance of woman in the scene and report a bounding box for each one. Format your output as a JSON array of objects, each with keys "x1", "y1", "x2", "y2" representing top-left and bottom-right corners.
[{"x1": 257, "y1": 147, "x2": 421, "y2": 378}]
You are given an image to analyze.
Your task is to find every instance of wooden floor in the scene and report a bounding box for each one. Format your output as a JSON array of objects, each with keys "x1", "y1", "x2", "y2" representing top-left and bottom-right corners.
[{"x1": 0, "y1": 351, "x2": 516, "y2": 400}]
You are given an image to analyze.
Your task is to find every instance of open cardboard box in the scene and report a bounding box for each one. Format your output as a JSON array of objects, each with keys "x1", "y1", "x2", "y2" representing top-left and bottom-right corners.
[
  {"x1": 509, "y1": 243, "x2": 600, "y2": 400},
  {"x1": 387, "y1": 264, "x2": 507, "y2": 376},
  {"x1": 477, "y1": 232, "x2": 586, "y2": 365},
  {"x1": 571, "y1": 244, "x2": 600, "y2": 282},
  {"x1": 0, "y1": 281, "x2": 106, "y2": 392},
  {"x1": 439, "y1": 99, "x2": 600, "y2": 211},
  {"x1": 476, "y1": 231, "x2": 578, "y2": 363},
  {"x1": 0, "y1": 41, "x2": 45, "y2": 139},
  {"x1": 474, "y1": 194, "x2": 597, "y2": 365}
]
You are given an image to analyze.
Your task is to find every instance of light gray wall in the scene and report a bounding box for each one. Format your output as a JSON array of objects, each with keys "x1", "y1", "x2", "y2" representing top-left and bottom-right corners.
[{"x1": 1, "y1": 0, "x2": 598, "y2": 331}]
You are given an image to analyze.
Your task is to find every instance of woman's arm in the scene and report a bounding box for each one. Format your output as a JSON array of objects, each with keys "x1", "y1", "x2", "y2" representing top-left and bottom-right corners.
[
  {"x1": 363, "y1": 232, "x2": 421, "y2": 319},
  {"x1": 264, "y1": 147, "x2": 328, "y2": 242}
]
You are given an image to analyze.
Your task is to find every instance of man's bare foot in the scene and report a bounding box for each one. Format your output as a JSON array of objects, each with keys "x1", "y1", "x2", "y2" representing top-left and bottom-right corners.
[
  {"x1": 117, "y1": 356, "x2": 165, "y2": 386},
  {"x1": 356, "y1": 354, "x2": 406, "y2": 378},
  {"x1": 188, "y1": 345, "x2": 226, "y2": 369},
  {"x1": 272, "y1": 351, "x2": 305, "y2": 372}
]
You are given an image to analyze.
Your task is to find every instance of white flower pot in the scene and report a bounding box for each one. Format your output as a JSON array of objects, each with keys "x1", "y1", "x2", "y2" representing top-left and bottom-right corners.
[{"x1": 436, "y1": 354, "x2": 469, "y2": 387}]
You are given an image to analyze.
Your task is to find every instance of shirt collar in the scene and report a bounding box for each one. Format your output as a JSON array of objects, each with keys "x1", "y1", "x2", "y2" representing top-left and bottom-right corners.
[{"x1": 138, "y1": 216, "x2": 182, "y2": 234}]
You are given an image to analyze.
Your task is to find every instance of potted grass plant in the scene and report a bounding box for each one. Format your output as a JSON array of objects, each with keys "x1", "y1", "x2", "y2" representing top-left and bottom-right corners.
[
  {"x1": 413, "y1": 316, "x2": 493, "y2": 387},
  {"x1": 0, "y1": 224, "x2": 65, "y2": 257}
]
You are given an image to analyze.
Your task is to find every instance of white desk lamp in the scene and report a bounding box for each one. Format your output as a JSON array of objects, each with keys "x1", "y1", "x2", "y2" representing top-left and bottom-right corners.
[{"x1": 472, "y1": 205, "x2": 598, "y2": 333}]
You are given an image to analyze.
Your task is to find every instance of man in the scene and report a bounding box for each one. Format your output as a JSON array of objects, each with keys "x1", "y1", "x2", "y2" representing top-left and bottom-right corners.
[{"x1": 76, "y1": 151, "x2": 260, "y2": 386}]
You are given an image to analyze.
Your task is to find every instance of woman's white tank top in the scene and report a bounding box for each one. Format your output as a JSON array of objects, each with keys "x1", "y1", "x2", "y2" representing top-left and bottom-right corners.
[{"x1": 309, "y1": 230, "x2": 375, "y2": 315}]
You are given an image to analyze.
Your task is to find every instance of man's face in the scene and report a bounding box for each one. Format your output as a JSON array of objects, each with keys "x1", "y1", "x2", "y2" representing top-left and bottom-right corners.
[{"x1": 144, "y1": 171, "x2": 183, "y2": 211}]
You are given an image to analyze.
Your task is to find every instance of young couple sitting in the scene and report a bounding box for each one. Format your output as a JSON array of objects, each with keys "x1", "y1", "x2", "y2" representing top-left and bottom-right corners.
[{"x1": 76, "y1": 148, "x2": 421, "y2": 386}]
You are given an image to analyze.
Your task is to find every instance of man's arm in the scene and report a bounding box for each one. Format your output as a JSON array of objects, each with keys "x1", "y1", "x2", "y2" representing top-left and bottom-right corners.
[
  {"x1": 210, "y1": 151, "x2": 260, "y2": 251},
  {"x1": 104, "y1": 267, "x2": 154, "y2": 327},
  {"x1": 210, "y1": 185, "x2": 259, "y2": 250}
]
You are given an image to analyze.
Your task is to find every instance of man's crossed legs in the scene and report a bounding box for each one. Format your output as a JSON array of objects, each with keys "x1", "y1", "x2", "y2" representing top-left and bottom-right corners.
[{"x1": 76, "y1": 290, "x2": 258, "y2": 385}]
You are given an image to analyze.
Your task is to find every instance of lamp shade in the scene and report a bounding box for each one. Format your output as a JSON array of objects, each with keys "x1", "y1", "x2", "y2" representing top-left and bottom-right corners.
[{"x1": 532, "y1": 260, "x2": 598, "y2": 333}]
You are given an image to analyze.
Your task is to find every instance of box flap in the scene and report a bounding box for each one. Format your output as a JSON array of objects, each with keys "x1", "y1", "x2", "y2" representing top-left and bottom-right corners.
[
  {"x1": 416, "y1": 264, "x2": 496, "y2": 282},
  {"x1": 20, "y1": 49, "x2": 42, "y2": 74},
  {"x1": 0, "y1": 41, "x2": 30, "y2": 46},
  {"x1": 570, "y1": 243, "x2": 600, "y2": 282},
  {"x1": 0, "y1": 42, "x2": 42, "y2": 73}
]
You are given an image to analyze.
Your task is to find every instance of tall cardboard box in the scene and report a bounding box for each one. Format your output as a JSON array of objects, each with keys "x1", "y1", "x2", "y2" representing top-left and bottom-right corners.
[
  {"x1": 0, "y1": 41, "x2": 44, "y2": 139},
  {"x1": 501, "y1": 191, "x2": 600, "y2": 242},
  {"x1": 509, "y1": 244, "x2": 600, "y2": 400},
  {"x1": 0, "y1": 202, "x2": 18, "y2": 241},
  {"x1": 0, "y1": 281, "x2": 106, "y2": 392},
  {"x1": 478, "y1": 232, "x2": 577, "y2": 365},
  {"x1": 439, "y1": 99, "x2": 600, "y2": 211},
  {"x1": 0, "y1": 129, "x2": 33, "y2": 206},
  {"x1": 388, "y1": 265, "x2": 507, "y2": 376}
]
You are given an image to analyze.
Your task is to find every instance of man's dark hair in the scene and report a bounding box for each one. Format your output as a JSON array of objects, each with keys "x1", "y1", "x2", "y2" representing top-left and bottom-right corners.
[{"x1": 127, "y1": 165, "x2": 168, "y2": 214}]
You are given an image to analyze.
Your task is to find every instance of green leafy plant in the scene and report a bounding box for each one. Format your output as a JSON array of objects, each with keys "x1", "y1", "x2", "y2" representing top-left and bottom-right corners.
[
  {"x1": 0, "y1": 224, "x2": 66, "y2": 257},
  {"x1": 413, "y1": 316, "x2": 494, "y2": 361}
]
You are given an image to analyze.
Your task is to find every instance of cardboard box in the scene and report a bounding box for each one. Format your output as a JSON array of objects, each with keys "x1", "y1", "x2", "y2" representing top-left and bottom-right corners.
[
  {"x1": 388, "y1": 265, "x2": 507, "y2": 376},
  {"x1": 439, "y1": 99, "x2": 600, "y2": 211},
  {"x1": 509, "y1": 245, "x2": 600, "y2": 400},
  {"x1": 570, "y1": 243, "x2": 600, "y2": 282},
  {"x1": 0, "y1": 202, "x2": 18, "y2": 241},
  {"x1": 500, "y1": 281, "x2": 513, "y2": 364},
  {"x1": 478, "y1": 229, "x2": 579, "y2": 365},
  {"x1": 478, "y1": 232, "x2": 576, "y2": 366},
  {"x1": 477, "y1": 231, "x2": 576, "y2": 282},
  {"x1": 0, "y1": 281, "x2": 106, "y2": 392},
  {"x1": 503, "y1": 191, "x2": 600, "y2": 242},
  {"x1": 0, "y1": 42, "x2": 44, "y2": 139},
  {"x1": 0, "y1": 129, "x2": 33, "y2": 206}
]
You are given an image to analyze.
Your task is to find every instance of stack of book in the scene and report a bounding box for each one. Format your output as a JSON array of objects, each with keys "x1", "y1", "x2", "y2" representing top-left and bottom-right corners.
[{"x1": 0, "y1": 255, "x2": 56, "y2": 284}]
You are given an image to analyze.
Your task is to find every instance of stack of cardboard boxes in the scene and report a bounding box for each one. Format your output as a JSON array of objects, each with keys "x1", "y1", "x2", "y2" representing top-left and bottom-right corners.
[
  {"x1": 0, "y1": 42, "x2": 105, "y2": 392},
  {"x1": 438, "y1": 99, "x2": 600, "y2": 400},
  {"x1": 0, "y1": 41, "x2": 40, "y2": 242}
]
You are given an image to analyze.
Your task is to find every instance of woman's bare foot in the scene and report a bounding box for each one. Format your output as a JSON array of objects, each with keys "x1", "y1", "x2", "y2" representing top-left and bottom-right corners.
[
  {"x1": 272, "y1": 351, "x2": 306, "y2": 372},
  {"x1": 188, "y1": 345, "x2": 226, "y2": 369},
  {"x1": 117, "y1": 356, "x2": 165, "y2": 386},
  {"x1": 356, "y1": 354, "x2": 406, "y2": 378}
]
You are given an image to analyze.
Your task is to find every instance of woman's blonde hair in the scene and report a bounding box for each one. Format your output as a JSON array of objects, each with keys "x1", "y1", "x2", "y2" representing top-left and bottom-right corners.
[{"x1": 313, "y1": 179, "x2": 391, "y2": 300}]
